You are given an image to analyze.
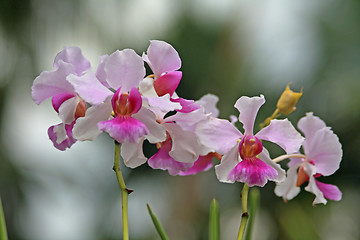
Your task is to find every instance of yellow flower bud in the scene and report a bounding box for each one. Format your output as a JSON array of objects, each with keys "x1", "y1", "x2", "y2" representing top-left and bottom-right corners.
[{"x1": 276, "y1": 84, "x2": 302, "y2": 115}]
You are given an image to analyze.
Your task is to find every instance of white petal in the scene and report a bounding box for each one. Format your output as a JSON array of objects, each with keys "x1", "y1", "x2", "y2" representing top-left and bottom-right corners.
[
  {"x1": 274, "y1": 164, "x2": 301, "y2": 201},
  {"x1": 297, "y1": 112, "x2": 326, "y2": 140},
  {"x1": 195, "y1": 94, "x2": 219, "y2": 118},
  {"x1": 164, "y1": 122, "x2": 200, "y2": 163},
  {"x1": 58, "y1": 96, "x2": 80, "y2": 124},
  {"x1": 73, "y1": 101, "x2": 113, "y2": 141},
  {"x1": 145, "y1": 94, "x2": 181, "y2": 113},
  {"x1": 214, "y1": 142, "x2": 240, "y2": 183},
  {"x1": 53, "y1": 123, "x2": 68, "y2": 144},
  {"x1": 121, "y1": 138, "x2": 147, "y2": 168},
  {"x1": 258, "y1": 148, "x2": 286, "y2": 183},
  {"x1": 133, "y1": 107, "x2": 166, "y2": 143},
  {"x1": 139, "y1": 77, "x2": 158, "y2": 98}
]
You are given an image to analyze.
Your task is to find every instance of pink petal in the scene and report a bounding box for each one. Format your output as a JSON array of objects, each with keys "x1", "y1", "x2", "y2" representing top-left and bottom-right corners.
[
  {"x1": 52, "y1": 93, "x2": 74, "y2": 113},
  {"x1": 196, "y1": 118, "x2": 242, "y2": 155},
  {"x1": 48, "y1": 123, "x2": 76, "y2": 151},
  {"x1": 179, "y1": 153, "x2": 214, "y2": 176},
  {"x1": 234, "y1": 95, "x2": 265, "y2": 135},
  {"x1": 32, "y1": 61, "x2": 75, "y2": 105},
  {"x1": 315, "y1": 180, "x2": 342, "y2": 201},
  {"x1": 274, "y1": 164, "x2": 301, "y2": 201},
  {"x1": 121, "y1": 138, "x2": 147, "y2": 168},
  {"x1": 153, "y1": 71, "x2": 182, "y2": 96},
  {"x1": 104, "y1": 49, "x2": 145, "y2": 91},
  {"x1": 73, "y1": 101, "x2": 113, "y2": 141},
  {"x1": 145, "y1": 94, "x2": 182, "y2": 113},
  {"x1": 67, "y1": 72, "x2": 113, "y2": 105},
  {"x1": 132, "y1": 107, "x2": 167, "y2": 144},
  {"x1": 196, "y1": 94, "x2": 219, "y2": 118},
  {"x1": 215, "y1": 142, "x2": 241, "y2": 183},
  {"x1": 171, "y1": 97, "x2": 200, "y2": 113},
  {"x1": 54, "y1": 47, "x2": 91, "y2": 76},
  {"x1": 144, "y1": 40, "x2": 181, "y2": 78},
  {"x1": 304, "y1": 127, "x2": 342, "y2": 176},
  {"x1": 98, "y1": 116, "x2": 149, "y2": 143},
  {"x1": 258, "y1": 147, "x2": 286, "y2": 183},
  {"x1": 148, "y1": 139, "x2": 193, "y2": 176},
  {"x1": 256, "y1": 119, "x2": 304, "y2": 154},
  {"x1": 139, "y1": 77, "x2": 158, "y2": 98},
  {"x1": 228, "y1": 157, "x2": 278, "y2": 187},
  {"x1": 95, "y1": 54, "x2": 111, "y2": 88},
  {"x1": 164, "y1": 122, "x2": 200, "y2": 164}
]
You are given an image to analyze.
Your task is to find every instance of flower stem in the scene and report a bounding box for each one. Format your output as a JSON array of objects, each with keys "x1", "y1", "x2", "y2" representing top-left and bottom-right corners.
[
  {"x1": 272, "y1": 153, "x2": 306, "y2": 163},
  {"x1": 237, "y1": 183, "x2": 249, "y2": 240},
  {"x1": 113, "y1": 141, "x2": 132, "y2": 240}
]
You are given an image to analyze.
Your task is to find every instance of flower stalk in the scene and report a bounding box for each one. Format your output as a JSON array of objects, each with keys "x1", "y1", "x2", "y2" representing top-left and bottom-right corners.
[
  {"x1": 237, "y1": 183, "x2": 249, "y2": 240},
  {"x1": 113, "y1": 141, "x2": 132, "y2": 240}
]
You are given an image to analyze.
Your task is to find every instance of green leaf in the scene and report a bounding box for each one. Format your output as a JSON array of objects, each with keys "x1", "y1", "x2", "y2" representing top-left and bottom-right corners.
[
  {"x1": 0, "y1": 197, "x2": 8, "y2": 240},
  {"x1": 209, "y1": 198, "x2": 220, "y2": 240},
  {"x1": 245, "y1": 188, "x2": 260, "y2": 240},
  {"x1": 147, "y1": 204, "x2": 169, "y2": 240}
]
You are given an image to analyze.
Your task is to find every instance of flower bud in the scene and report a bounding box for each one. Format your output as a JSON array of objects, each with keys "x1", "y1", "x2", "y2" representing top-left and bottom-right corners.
[{"x1": 276, "y1": 84, "x2": 302, "y2": 115}]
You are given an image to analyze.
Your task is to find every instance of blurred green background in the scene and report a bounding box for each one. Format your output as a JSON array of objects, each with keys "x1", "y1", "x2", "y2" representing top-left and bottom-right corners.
[{"x1": 0, "y1": 0, "x2": 359, "y2": 239}]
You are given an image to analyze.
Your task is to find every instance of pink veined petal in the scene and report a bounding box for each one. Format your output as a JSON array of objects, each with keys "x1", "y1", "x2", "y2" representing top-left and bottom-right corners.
[
  {"x1": 104, "y1": 49, "x2": 145, "y2": 92},
  {"x1": 258, "y1": 147, "x2": 286, "y2": 183},
  {"x1": 73, "y1": 101, "x2": 113, "y2": 141},
  {"x1": 98, "y1": 116, "x2": 149, "y2": 143},
  {"x1": 153, "y1": 71, "x2": 182, "y2": 96},
  {"x1": 31, "y1": 61, "x2": 75, "y2": 105},
  {"x1": 196, "y1": 118, "x2": 242, "y2": 155},
  {"x1": 165, "y1": 108, "x2": 208, "y2": 132},
  {"x1": 121, "y1": 138, "x2": 147, "y2": 168},
  {"x1": 48, "y1": 123, "x2": 76, "y2": 151},
  {"x1": 127, "y1": 87, "x2": 143, "y2": 114},
  {"x1": 228, "y1": 157, "x2": 278, "y2": 187},
  {"x1": 144, "y1": 40, "x2": 181, "y2": 78},
  {"x1": 234, "y1": 95, "x2": 265, "y2": 135},
  {"x1": 274, "y1": 164, "x2": 301, "y2": 201},
  {"x1": 52, "y1": 93, "x2": 74, "y2": 113},
  {"x1": 179, "y1": 153, "x2": 214, "y2": 176},
  {"x1": 215, "y1": 142, "x2": 241, "y2": 183},
  {"x1": 54, "y1": 47, "x2": 90, "y2": 76},
  {"x1": 297, "y1": 112, "x2": 327, "y2": 143},
  {"x1": 95, "y1": 54, "x2": 111, "y2": 88},
  {"x1": 145, "y1": 94, "x2": 182, "y2": 113},
  {"x1": 67, "y1": 72, "x2": 113, "y2": 105},
  {"x1": 256, "y1": 119, "x2": 304, "y2": 154},
  {"x1": 196, "y1": 94, "x2": 219, "y2": 118},
  {"x1": 148, "y1": 139, "x2": 193, "y2": 176},
  {"x1": 132, "y1": 107, "x2": 167, "y2": 144},
  {"x1": 305, "y1": 175, "x2": 327, "y2": 205},
  {"x1": 315, "y1": 180, "x2": 342, "y2": 201},
  {"x1": 58, "y1": 96, "x2": 80, "y2": 124},
  {"x1": 171, "y1": 97, "x2": 200, "y2": 113},
  {"x1": 304, "y1": 127, "x2": 342, "y2": 176},
  {"x1": 164, "y1": 122, "x2": 200, "y2": 164}
]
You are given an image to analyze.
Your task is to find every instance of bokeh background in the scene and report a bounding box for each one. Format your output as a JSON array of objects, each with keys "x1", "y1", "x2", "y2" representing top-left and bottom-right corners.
[{"x1": 1, "y1": 0, "x2": 359, "y2": 239}]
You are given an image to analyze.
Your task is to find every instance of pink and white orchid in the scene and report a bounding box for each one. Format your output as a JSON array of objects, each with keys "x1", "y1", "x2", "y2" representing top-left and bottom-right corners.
[
  {"x1": 67, "y1": 48, "x2": 166, "y2": 146},
  {"x1": 196, "y1": 95, "x2": 304, "y2": 187},
  {"x1": 31, "y1": 47, "x2": 90, "y2": 150},
  {"x1": 274, "y1": 113, "x2": 342, "y2": 205}
]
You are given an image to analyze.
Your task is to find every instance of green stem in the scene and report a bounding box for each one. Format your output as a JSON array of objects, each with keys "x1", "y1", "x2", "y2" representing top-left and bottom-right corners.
[
  {"x1": 0, "y1": 197, "x2": 8, "y2": 240},
  {"x1": 113, "y1": 141, "x2": 132, "y2": 240},
  {"x1": 237, "y1": 184, "x2": 249, "y2": 240}
]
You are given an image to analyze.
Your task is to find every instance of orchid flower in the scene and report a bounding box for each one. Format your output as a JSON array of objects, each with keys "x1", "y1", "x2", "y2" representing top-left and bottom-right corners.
[
  {"x1": 31, "y1": 47, "x2": 90, "y2": 150},
  {"x1": 68, "y1": 49, "x2": 168, "y2": 145},
  {"x1": 274, "y1": 113, "x2": 342, "y2": 205},
  {"x1": 196, "y1": 95, "x2": 304, "y2": 187}
]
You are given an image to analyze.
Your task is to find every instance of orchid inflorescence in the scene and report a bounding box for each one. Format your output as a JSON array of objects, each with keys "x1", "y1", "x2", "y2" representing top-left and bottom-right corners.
[{"x1": 31, "y1": 40, "x2": 343, "y2": 239}]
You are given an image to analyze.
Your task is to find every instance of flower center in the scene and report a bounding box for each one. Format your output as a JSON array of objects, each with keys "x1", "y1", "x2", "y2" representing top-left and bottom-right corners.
[
  {"x1": 239, "y1": 135, "x2": 263, "y2": 159},
  {"x1": 75, "y1": 99, "x2": 87, "y2": 118},
  {"x1": 111, "y1": 87, "x2": 142, "y2": 117}
]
